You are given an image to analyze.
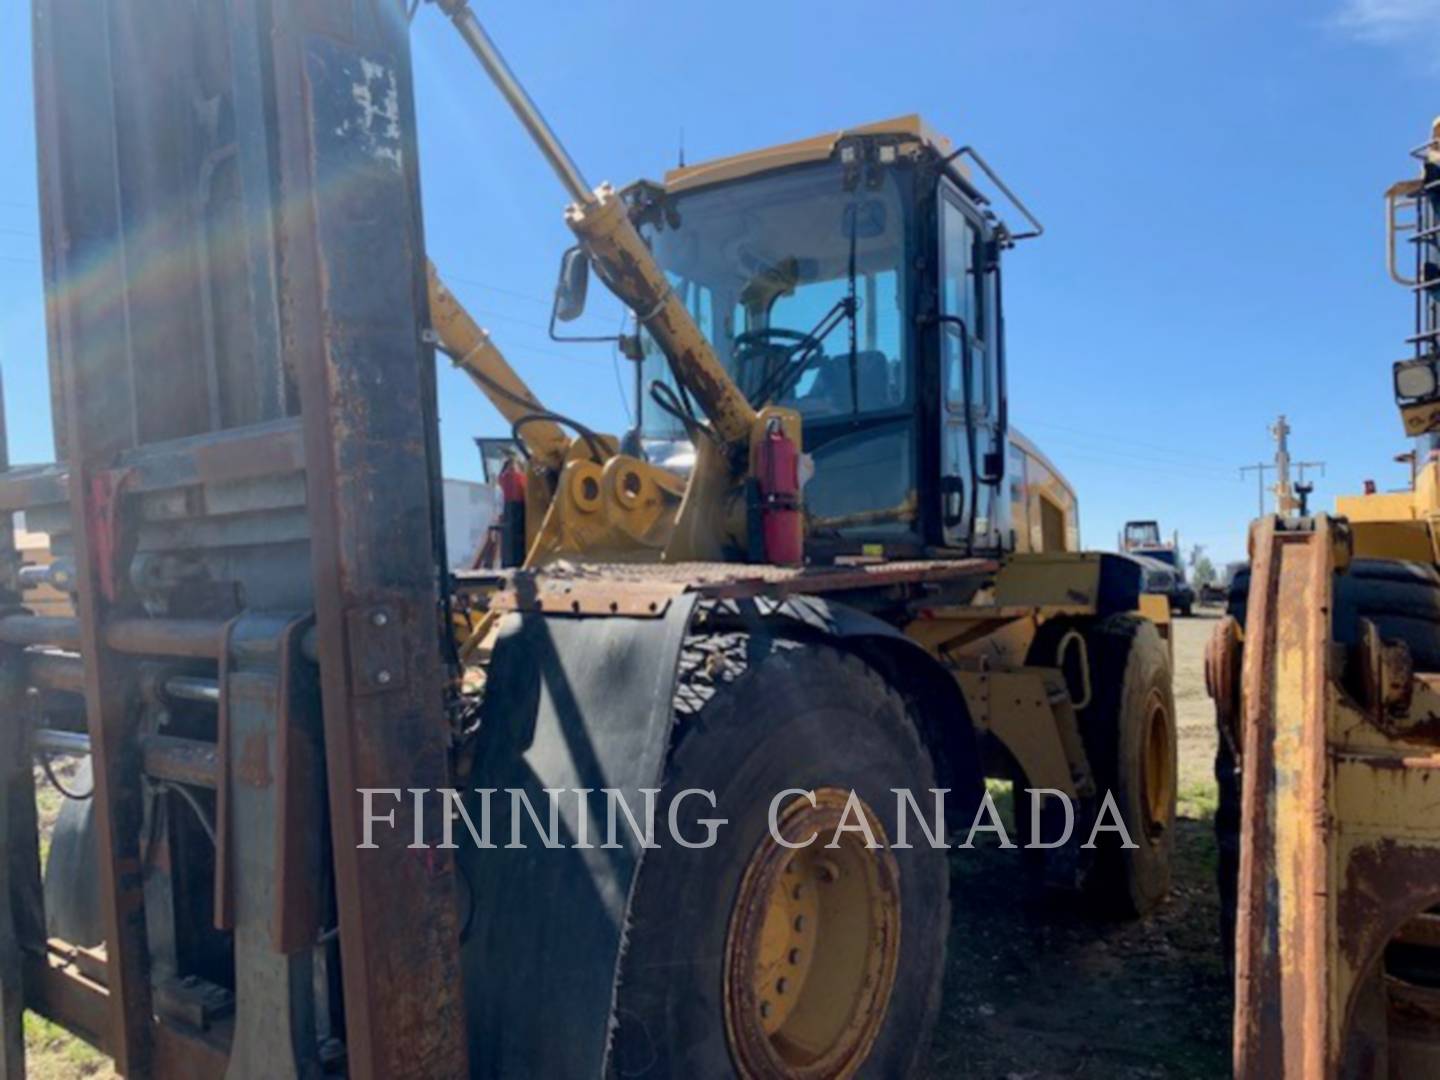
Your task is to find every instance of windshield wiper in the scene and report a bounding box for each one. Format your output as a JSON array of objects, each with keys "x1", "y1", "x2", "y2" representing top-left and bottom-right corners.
[{"x1": 753, "y1": 297, "x2": 857, "y2": 406}]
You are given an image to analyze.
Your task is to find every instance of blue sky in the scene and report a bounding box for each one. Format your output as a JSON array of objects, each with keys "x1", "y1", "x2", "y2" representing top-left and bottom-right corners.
[{"x1": 1, "y1": 1, "x2": 1438, "y2": 566}]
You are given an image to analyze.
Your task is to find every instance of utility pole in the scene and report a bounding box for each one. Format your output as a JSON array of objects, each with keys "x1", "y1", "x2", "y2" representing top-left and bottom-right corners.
[
  {"x1": 1240, "y1": 462, "x2": 1274, "y2": 518},
  {"x1": 1396, "y1": 449, "x2": 1419, "y2": 486},
  {"x1": 1243, "y1": 416, "x2": 1325, "y2": 518},
  {"x1": 1271, "y1": 415, "x2": 1294, "y2": 516}
]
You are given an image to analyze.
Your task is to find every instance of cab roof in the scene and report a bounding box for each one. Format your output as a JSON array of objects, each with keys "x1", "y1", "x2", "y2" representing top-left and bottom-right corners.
[{"x1": 662, "y1": 114, "x2": 955, "y2": 195}]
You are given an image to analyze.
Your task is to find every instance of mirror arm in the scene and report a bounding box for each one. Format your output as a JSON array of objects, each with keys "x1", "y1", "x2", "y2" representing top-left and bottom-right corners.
[{"x1": 547, "y1": 304, "x2": 627, "y2": 346}]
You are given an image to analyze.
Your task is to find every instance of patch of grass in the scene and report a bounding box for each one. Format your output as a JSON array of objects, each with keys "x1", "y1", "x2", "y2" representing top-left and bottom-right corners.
[
  {"x1": 983, "y1": 777, "x2": 1014, "y2": 819},
  {"x1": 23, "y1": 1012, "x2": 112, "y2": 1079},
  {"x1": 1178, "y1": 778, "x2": 1218, "y2": 822}
]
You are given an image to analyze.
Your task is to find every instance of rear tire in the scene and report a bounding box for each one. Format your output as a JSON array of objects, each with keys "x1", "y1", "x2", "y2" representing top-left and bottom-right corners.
[
  {"x1": 1078, "y1": 615, "x2": 1176, "y2": 917},
  {"x1": 1226, "y1": 558, "x2": 1440, "y2": 666},
  {"x1": 609, "y1": 637, "x2": 949, "y2": 1079}
]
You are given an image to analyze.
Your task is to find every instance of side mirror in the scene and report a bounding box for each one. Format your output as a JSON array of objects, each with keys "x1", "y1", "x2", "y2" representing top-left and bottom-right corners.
[{"x1": 552, "y1": 246, "x2": 590, "y2": 324}]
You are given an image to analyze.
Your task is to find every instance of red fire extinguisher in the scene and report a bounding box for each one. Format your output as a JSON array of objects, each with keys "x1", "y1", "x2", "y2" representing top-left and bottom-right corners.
[
  {"x1": 756, "y1": 419, "x2": 803, "y2": 566},
  {"x1": 497, "y1": 457, "x2": 527, "y2": 567}
]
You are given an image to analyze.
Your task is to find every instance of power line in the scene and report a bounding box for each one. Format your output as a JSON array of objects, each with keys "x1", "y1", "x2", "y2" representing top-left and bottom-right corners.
[
  {"x1": 1035, "y1": 435, "x2": 1235, "y2": 478},
  {"x1": 443, "y1": 271, "x2": 553, "y2": 309},
  {"x1": 1021, "y1": 416, "x2": 1234, "y2": 467}
]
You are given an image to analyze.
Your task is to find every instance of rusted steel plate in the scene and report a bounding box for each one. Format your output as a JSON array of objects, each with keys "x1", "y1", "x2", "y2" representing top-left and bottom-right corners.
[
  {"x1": 1233, "y1": 516, "x2": 1334, "y2": 1080},
  {"x1": 23, "y1": 950, "x2": 230, "y2": 1076},
  {"x1": 272, "y1": 17, "x2": 467, "y2": 1077},
  {"x1": 23, "y1": 950, "x2": 108, "y2": 1053},
  {"x1": 33, "y1": 0, "x2": 160, "y2": 1062},
  {"x1": 486, "y1": 580, "x2": 679, "y2": 617},
  {"x1": 467, "y1": 557, "x2": 998, "y2": 614},
  {"x1": 1233, "y1": 515, "x2": 1440, "y2": 1075},
  {"x1": 0, "y1": 421, "x2": 305, "y2": 520}
]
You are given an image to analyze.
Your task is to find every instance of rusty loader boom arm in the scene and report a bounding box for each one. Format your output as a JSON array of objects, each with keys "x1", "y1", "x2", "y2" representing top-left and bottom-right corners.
[{"x1": 433, "y1": 0, "x2": 801, "y2": 565}]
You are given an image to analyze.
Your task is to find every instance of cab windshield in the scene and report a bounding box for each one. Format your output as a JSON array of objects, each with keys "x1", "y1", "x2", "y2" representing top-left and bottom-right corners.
[{"x1": 638, "y1": 162, "x2": 909, "y2": 440}]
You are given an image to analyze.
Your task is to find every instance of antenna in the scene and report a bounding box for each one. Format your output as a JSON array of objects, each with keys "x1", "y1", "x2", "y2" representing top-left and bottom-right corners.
[{"x1": 678, "y1": 126, "x2": 685, "y2": 169}]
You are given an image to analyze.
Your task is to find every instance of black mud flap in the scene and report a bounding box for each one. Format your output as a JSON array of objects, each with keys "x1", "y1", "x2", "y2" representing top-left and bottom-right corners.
[
  {"x1": 458, "y1": 596, "x2": 698, "y2": 1079},
  {"x1": 42, "y1": 757, "x2": 103, "y2": 947}
]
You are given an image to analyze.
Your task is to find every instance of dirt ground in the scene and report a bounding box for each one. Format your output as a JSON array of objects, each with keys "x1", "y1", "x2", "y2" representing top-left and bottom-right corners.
[
  {"x1": 23, "y1": 612, "x2": 1228, "y2": 1079},
  {"x1": 925, "y1": 609, "x2": 1230, "y2": 1079}
]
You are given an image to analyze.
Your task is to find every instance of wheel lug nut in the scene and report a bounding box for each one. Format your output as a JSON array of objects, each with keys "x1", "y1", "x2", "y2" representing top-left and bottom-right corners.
[
  {"x1": 760, "y1": 1000, "x2": 772, "y2": 1019},
  {"x1": 793, "y1": 915, "x2": 806, "y2": 932},
  {"x1": 788, "y1": 948, "x2": 801, "y2": 965},
  {"x1": 776, "y1": 978, "x2": 788, "y2": 994}
]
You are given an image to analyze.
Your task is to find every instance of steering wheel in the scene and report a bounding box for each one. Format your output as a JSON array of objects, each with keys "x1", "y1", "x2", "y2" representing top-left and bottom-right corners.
[
  {"x1": 732, "y1": 328, "x2": 826, "y2": 405},
  {"x1": 732, "y1": 327, "x2": 818, "y2": 356}
]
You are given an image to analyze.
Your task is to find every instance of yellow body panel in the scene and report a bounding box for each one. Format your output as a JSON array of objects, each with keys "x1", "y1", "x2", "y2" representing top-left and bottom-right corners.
[
  {"x1": 663, "y1": 114, "x2": 957, "y2": 195},
  {"x1": 1335, "y1": 460, "x2": 1440, "y2": 561},
  {"x1": 1008, "y1": 427, "x2": 1080, "y2": 554}
]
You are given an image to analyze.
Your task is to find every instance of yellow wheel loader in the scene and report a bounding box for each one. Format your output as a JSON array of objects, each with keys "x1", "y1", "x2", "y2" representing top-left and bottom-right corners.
[
  {"x1": 427, "y1": 6, "x2": 1179, "y2": 1074},
  {"x1": 0, "y1": 2, "x2": 1174, "y2": 1077}
]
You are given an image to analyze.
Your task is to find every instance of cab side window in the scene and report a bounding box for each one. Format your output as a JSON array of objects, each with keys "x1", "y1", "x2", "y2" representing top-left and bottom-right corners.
[{"x1": 940, "y1": 199, "x2": 989, "y2": 410}]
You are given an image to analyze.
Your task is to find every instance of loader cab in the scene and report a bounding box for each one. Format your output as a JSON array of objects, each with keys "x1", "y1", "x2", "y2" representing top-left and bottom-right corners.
[{"x1": 628, "y1": 117, "x2": 1037, "y2": 560}]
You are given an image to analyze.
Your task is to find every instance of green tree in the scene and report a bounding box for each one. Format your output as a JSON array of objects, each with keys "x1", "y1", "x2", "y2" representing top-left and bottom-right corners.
[{"x1": 1192, "y1": 555, "x2": 1217, "y2": 589}]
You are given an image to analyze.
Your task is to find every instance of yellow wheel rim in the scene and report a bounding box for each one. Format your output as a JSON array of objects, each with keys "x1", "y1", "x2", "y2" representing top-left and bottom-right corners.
[
  {"x1": 1141, "y1": 689, "x2": 1174, "y2": 839},
  {"x1": 723, "y1": 788, "x2": 901, "y2": 1079}
]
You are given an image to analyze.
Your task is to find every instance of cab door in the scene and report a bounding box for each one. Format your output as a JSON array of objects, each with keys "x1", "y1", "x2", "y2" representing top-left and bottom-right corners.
[{"x1": 938, "y1": 188, "x2": 1003, "y2": 551}]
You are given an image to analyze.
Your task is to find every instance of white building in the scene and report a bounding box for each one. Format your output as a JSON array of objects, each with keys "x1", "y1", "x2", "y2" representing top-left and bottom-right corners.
[{"x1": 442, "y1": 478, "x2": 499, "y2": 569}]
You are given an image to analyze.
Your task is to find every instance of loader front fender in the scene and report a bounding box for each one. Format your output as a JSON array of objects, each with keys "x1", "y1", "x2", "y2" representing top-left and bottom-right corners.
[{"x1": 456, "y1": 594, "x2": 699, "y2": 1079}]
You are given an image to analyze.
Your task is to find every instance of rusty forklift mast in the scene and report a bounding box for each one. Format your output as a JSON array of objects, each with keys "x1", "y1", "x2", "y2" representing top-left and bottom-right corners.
[
  {"x1": 2, "y1": 1, "x2": 467, "y2": 1076},
  {"x1": 1209, "y1": 118, "x2": 1440, "y2": 1077}
]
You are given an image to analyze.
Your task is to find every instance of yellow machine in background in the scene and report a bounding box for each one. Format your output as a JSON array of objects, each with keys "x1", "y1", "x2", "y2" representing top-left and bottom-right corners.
[
  {"x1": 1335, "y1": 458, "x2": 1440, "y2": 563},
  {"x1": 1210, "y1": 117, "x2": 1440, "y2": 1078}
]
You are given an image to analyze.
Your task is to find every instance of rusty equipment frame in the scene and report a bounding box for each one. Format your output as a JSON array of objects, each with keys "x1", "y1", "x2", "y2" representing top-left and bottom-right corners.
[
  {"x1": 0, "y1": 1, "x2": 469, "y2": 1076},
  {"x1": 1231, "y1": 515, "x2": 1440, "y2": 1077}
]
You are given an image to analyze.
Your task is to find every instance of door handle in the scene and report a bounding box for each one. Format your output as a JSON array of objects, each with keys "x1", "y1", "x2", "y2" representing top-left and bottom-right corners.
[{"x1": 940, "y1": 475, "x2": 965, "y2": 529}]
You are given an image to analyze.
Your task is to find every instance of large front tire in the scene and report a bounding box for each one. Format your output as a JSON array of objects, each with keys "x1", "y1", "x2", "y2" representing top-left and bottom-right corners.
[
  {"x1": 609, "y1": 638, "x2": 950, "y2": 1079},
  {"x1": 1079, "y1": 615, "x2": 1176, "y2": 917}
]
